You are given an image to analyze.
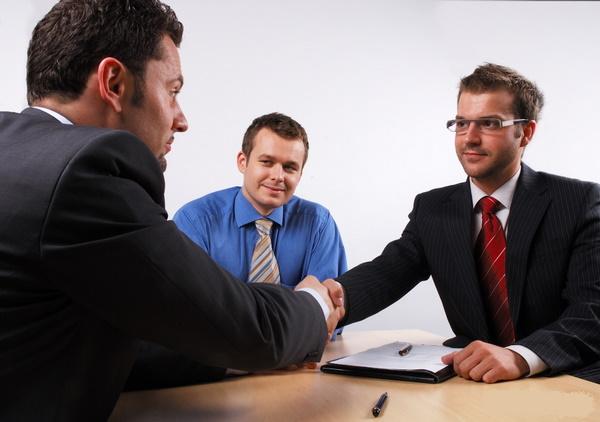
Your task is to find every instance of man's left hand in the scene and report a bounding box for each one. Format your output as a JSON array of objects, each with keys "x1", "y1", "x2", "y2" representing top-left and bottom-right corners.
[{"x1": 441, "y1": 340, "x2": 529, "y2": 383}]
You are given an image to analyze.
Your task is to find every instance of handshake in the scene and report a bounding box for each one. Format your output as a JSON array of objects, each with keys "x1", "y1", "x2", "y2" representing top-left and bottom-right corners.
[{"x1": 295, "y1": 276, "x2": 345, "y2": 340}]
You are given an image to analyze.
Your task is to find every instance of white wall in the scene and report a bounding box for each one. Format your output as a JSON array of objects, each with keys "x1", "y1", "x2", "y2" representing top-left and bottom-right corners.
[{"x1": 3, "y1": 1, "x2": 599, "y2": 337}]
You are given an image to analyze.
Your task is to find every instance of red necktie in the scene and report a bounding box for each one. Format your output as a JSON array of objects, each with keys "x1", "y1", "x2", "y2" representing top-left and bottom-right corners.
[{"x1": 475, "y1": 196, "x2": 515, "y2": 346}]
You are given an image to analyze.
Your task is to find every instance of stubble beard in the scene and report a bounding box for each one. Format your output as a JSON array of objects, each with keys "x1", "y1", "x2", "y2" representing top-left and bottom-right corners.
[{"x1": 159, "y1": 155, "x2": 167, "y2": 172}]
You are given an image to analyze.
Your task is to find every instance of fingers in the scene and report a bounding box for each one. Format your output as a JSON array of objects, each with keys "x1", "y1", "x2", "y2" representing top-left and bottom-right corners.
[
  {"x1": 441, "y1": 351, "x2": 457, "y2": 365},
  {"x1": 323, "y1": 280, "x2": 345, "y2": 338},
  {"x1": 295, "y1": 276, "x2": 335, "y2": 312},
  {"x1": 303, "y1": 362, "x2": 318, "y2": 370},
  {"x1": 295, "y1": 275, "x2": 321, "y2": 290},
  {"x1": 449, "y1": 341, "x2": 529, "y2": 383},
  {"x1": 323, "y1": 278, "x2": 344, "y2": 308},
  {"x1": 295, "y1": 276, "x2": 340, "y2": 337},
  {"x1": 326, "y1": 305, "x2": 346, "y2": 338},
  {"x1": 295, "y1": 276, "x2": 346, "y2": 342},
  {"x1": 285, "y1": 362, "x2": 318, "y2": 371}
]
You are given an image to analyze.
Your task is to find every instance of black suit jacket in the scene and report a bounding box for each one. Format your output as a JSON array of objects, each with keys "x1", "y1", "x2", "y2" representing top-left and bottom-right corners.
[
  {"x1": 338, "y1": 164, "x2": 600, "y2": 380},
  {"x1": 0, "y1": 108, "x2": 327, "y2": 421}
]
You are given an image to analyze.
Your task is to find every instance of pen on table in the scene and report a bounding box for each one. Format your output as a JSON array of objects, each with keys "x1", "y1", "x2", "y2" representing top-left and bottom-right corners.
[
  {"x1": 398, "y1": 343, "x2": 412, "y2": 356},
  {"x1": 372, "y1": 392, "x2": 388, "y2": 417}
]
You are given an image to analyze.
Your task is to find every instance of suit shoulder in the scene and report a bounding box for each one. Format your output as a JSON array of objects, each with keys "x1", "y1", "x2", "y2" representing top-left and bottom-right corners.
[
  {"x1": 538, "y1": 171, "x2": 598, "y2": 187},
  {"x1": 2, "y1": 112, "x2": 162, "y2": 193},
  {"x1": 415, "y1": 182, "x2": 466, "y2": 204},
  {"x1": 537, "y1": 171, "x2": 600, "y2": 197}
]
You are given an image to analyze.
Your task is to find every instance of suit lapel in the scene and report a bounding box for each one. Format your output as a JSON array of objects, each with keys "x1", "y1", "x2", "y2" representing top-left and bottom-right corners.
[
  {"x1": 506, "y1": 163, "x2": 550, "y2": 330},
  {"x1": 442, "y1": 182, "x2": 492, "y2": 341}
]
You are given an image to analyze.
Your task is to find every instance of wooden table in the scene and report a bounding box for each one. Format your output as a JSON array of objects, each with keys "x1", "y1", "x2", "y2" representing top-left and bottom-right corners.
[{"x1": 110, "y1": 330, "x2": 600, "y2": 421}]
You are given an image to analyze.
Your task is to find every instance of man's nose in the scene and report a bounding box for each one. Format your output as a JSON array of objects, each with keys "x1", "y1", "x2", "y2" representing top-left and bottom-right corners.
[
  {"x1": 464, "y1": 121, "x2": 481, "y2": 144},
  {"x1": 271, "y1": 164, "x2": 284, "y2": 180},
  {"x1": 173, "y1": 106, "x2": 188, "y2": 133}
]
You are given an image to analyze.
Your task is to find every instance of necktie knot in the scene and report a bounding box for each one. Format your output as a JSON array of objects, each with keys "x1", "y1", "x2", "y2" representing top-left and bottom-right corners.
[
  {"x1": 478, "y1": 196, "x2": 502, "y2": 215},
  {"x1": 255, "y1": 218, "x2": 273, "y2": 236}
]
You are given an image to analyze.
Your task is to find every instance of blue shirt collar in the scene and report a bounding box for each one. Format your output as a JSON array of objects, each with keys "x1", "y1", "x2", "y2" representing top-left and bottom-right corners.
[{"x1": 234, "y1": 188, "x2": 284, "y2": 227}]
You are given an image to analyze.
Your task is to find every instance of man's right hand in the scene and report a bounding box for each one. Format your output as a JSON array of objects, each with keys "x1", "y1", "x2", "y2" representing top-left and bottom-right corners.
[
  {"x1": 323, "y1": 278, "x2": 345, "y2": 309},
  {"x1": 295, "y1": 276, "x2": 345, "y2": 339}
]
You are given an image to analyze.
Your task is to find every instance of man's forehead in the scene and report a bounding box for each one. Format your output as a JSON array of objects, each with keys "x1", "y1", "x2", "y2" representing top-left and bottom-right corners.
[
  {"x1": 457, "y1": 90, "x2": 515, "y2": 113},
  {"x1": 147, "y1": 36, "x2": 182, "y2": 74},
  {"x1": 459, "y1": 89, "x2": 514, "y2": 102}
]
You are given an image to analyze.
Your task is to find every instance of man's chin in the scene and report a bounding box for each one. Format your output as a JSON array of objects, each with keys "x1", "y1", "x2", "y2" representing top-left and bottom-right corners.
[{"x1": 158, "y1": 156, "x2": 167, "y2": 172}]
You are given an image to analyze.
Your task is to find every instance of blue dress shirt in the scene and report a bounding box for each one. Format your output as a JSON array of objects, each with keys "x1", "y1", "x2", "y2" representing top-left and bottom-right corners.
[{"x1": 173, "y1": 187, "x2": 347, "y2": 288}]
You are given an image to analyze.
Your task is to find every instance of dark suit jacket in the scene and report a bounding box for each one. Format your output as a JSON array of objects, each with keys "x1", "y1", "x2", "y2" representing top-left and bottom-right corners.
[
  {"x1": 0, "y1": 108, "x2": 327, "y2": 421},
  {"x1": 338, "y1": 164, "x2": 600, "y2": 381}
]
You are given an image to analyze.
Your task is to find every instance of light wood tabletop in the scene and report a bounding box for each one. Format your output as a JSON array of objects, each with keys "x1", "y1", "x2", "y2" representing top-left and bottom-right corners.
[{"x1": 109, "y1": 330, "x2": 600, "y2": 421}]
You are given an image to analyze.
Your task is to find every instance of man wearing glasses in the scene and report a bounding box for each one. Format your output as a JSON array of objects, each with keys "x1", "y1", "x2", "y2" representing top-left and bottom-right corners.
[{"x1": 325, "y1": 63, "x2": 600, "y2": 383}]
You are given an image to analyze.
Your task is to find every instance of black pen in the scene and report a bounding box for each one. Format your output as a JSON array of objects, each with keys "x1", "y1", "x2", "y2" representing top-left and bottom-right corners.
[
  {"x1": 398, "y1": 343, "x2": 412, "y2": 356},
  {"x1": 372, "y1": 392, "x2": 388, "y2": 417}
]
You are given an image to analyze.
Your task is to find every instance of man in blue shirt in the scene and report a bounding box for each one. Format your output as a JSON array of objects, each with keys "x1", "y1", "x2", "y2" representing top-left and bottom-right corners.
[
  {"x1": 174, "y1": 112, "x2": 347, "y2": 288},
  {"x1": 125, "y1": 113, "x2": 346, "y2": 389}
]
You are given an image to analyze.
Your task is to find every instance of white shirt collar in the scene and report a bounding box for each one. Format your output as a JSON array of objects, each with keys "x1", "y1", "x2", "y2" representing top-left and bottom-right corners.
[
  {"x1": 470, "y1": 166, "x2": 521, "y2": 210},
  {"x1": 32, "y1": 106, "x2": 73, "y2": 125}
]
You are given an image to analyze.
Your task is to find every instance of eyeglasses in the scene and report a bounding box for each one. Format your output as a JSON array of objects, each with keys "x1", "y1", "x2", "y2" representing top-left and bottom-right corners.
[{"x1": 446, "y1": 118, "x2": 529, "y2": 133}]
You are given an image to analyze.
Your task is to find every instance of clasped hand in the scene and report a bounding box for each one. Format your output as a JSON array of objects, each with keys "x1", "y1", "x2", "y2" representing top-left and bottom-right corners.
[{"x1": 295, "y1": 276, "x2": 345, "y2": 340}]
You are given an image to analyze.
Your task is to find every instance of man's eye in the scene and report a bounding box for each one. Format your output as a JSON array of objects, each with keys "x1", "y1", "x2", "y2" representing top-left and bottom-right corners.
[
  {"x1": 455, "y1": 120, "x2": 468, "y2": 129},
  {"x1": 481, "y1": 119, "x2": 499, "y2": 129}
]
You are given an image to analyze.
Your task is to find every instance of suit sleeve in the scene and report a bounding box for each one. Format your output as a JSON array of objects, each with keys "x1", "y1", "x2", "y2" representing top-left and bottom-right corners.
[
  {"x1": 518, "y1": 183, "x2": 600, "y2": 374},
  {"x1": 39, "y1": 132, "x2": 327, "y2": 371},
  {"x1": 337, "y1": 195, "x2": 431, "y2": 325}
]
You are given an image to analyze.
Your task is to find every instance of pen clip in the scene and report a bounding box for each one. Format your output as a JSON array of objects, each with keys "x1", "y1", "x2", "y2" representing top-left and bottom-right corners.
[{"x1": 398, "y1": 342, "x2": 412, "y2": 356}]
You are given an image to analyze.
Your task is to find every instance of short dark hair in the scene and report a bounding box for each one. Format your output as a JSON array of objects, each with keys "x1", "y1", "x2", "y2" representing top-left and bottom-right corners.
[
  {"x1": 242, "y1": 112, "x2": 309, "y2": 166},
  {"x1": 26, "y1": 0, "x2": 183, "y2": 105},
  {"x1": 458, "y1": 63, "x2": 545, "y2": 121}
]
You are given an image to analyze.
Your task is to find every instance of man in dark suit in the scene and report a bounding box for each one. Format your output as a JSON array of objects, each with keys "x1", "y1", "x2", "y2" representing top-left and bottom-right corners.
[
  {"x1": 0, "y1": 1, "x2": 342, "y2": 420},
  {"x1": 325, "y1": 63, "x2": 600, "y2": 384}
]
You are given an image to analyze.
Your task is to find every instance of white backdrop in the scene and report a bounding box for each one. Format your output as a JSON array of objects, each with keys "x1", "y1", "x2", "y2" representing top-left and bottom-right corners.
[{"x1": 2, "y1": 1, "x2": 599, "y2": 337}]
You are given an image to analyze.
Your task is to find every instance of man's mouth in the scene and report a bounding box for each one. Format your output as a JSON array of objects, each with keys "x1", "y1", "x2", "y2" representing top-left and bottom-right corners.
[
  {"x1": 262, "y1": 185, "x2": 285, "y2": 193},
  {"x1": 164, "y1": 137, "x2": 174, "y2": 154},
  {"x1": 463, "y1": 150, "x2": 486, "y2": 158}
]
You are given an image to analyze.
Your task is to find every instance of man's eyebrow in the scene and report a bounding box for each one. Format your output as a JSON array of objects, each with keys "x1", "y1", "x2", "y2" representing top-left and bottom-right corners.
[{"x1": 455, "y1": 114, "x2": 505, "y2": 119}]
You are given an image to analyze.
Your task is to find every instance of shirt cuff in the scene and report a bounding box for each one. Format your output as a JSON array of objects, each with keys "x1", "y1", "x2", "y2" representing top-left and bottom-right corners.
[
  {"x1": 506, "y1": 344, "x2": 548, "y2": 376},
  {"x1": 296, "y1": 287, "x2": 330, "y2": 320}
]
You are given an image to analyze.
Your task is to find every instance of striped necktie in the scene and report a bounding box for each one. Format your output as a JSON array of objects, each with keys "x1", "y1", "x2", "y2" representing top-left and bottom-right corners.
[
  {"x1": 248, "y1": 219, "x2": 280, "y2": 284},
  {"x1": 475, "y1": 196, "x2": 515, "y2": 346}
]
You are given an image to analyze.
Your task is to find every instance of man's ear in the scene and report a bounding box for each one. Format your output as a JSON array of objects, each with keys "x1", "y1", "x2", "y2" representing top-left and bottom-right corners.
[
  {"x1": 97, "y1": 57, "x2": 128, "y2": 113},
  {"x1": 237, "y1": 151, "x2": 248, "y2": 173},
  {"x1": 520, "y1": 120, "x2": 537, "y2": 148}
]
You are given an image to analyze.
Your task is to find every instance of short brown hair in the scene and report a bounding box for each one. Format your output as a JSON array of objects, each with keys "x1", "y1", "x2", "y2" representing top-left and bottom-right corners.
[
  {"x1": 242, "y1": 112, "x2": 309, "y2": 166},
  {"x1": 27, "y1": 0, "x2": 183, "y2": 105},
  {"x1": 458, "y1": 63, "x2": 544, "y2": 121}
]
